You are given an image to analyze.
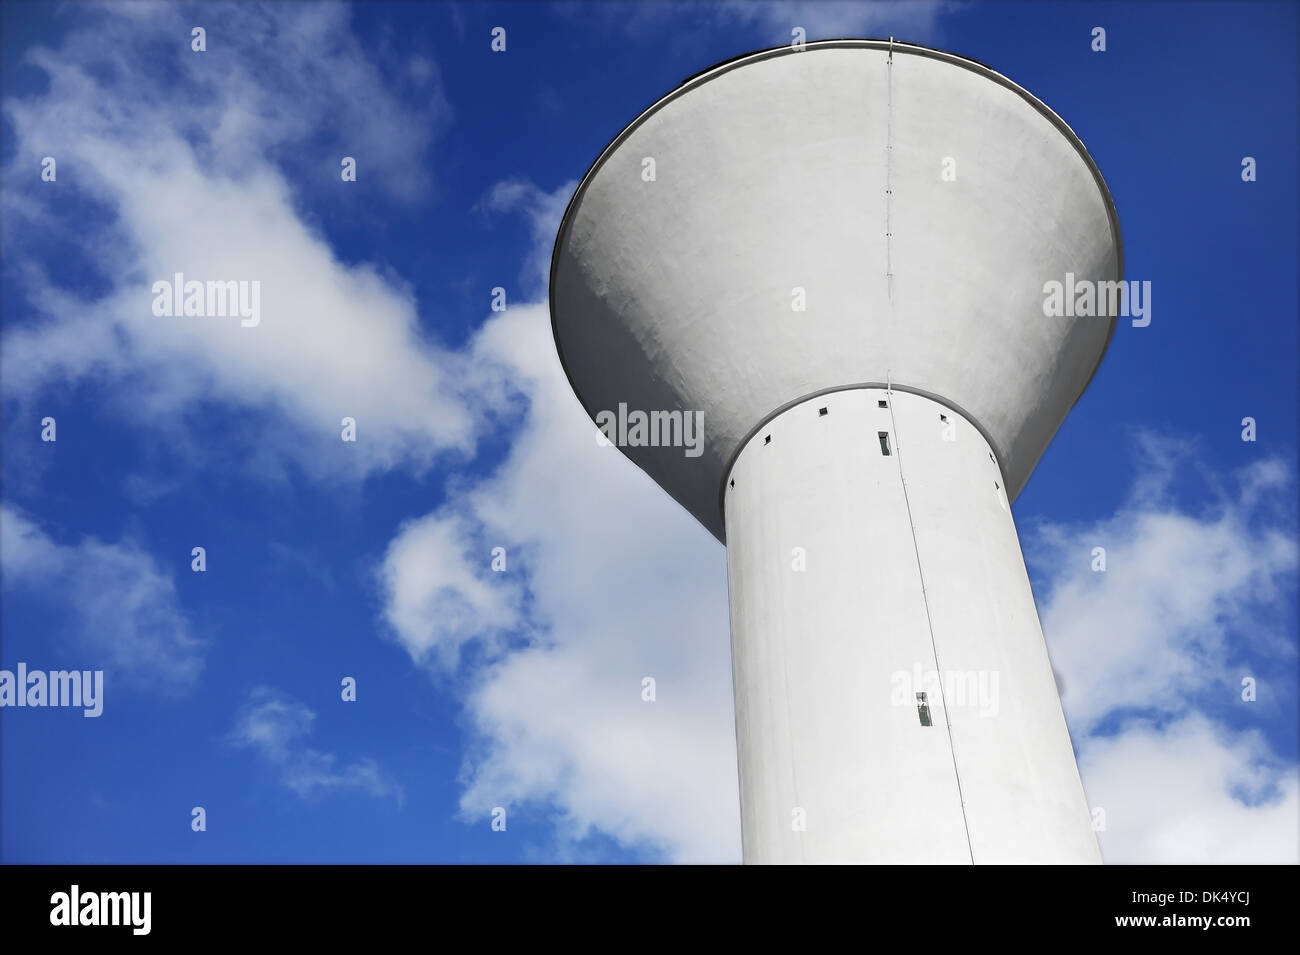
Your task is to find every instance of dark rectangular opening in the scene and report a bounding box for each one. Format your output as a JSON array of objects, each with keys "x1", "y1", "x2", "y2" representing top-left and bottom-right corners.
[
  {"x1": 877, "y1": 400, "x2": 888, "y2": 408},
  {"x1": 818, "y1": 407, "x2": 828, "y2": 417},
  {"x1": 878, "y1": 432, "x2": 891, "y2": 456},
  {"x1": 916, "y1": 692, "x2": 932, "y2": 727}
]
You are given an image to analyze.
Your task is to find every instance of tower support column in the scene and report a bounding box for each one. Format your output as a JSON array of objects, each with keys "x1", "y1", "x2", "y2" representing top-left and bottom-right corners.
[{"x1": 723, "y1": 387, "x2": 1100, "y2": 864}]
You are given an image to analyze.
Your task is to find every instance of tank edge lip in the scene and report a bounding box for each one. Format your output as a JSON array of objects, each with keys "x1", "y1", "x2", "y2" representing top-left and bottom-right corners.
[{"x1": 547, "y1": 38, "x2": 1124, "y2": 537}]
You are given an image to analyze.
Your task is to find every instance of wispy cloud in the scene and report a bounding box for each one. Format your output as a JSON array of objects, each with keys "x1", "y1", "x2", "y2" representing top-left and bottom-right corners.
[
  {"x1": 228, "y1": 686, "x2": 402, "y2": 802},
  {"x1": 709, "y1": 0, "x2": 956, "y2": 42},
  {"x1": 0, "y1": 505, "x2": 205, "y2": 690},
  {"x1": 2, "y1": 3, "x2": 470, "y2": 483},
  {"x1": 557, "y1": 0, "x2": 956, "y2": 48},
  {"x1": 1027, "y1": 434, "x2": 1298, "y2": 862},
  {"x1": 484, "y1": 178, "x2": 576, "y2": 296},
  {"x1": 1028, "y1": 436, "x2": 1297, "y2": 734}
]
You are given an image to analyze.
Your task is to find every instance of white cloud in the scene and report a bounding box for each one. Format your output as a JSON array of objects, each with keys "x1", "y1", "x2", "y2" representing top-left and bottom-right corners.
[
  {"x1": 380, "y1": 299, "x2": 741, "y2": 860},
  {"x1": 1080, "y1": 715, "x2": 1298, "y2": 864},
  {"x1": 1026, "y1": 436, "x2": 1298, "y2": 863},
  {"x1": 0, "y1": 505, "x2": 205, "y2": 690},
  {"x1": 377, "y1": 181, "x2": 741, "y2": 860},
  {"x1": 560, "y1": 0, "x2": 954, "y2": 47},
  {"x1": 228, "y1": 686, "x2": 401, "y2": 802},
  {"x1": 1029, "y1": 437, "x2": 1297, "y2": 734},
  {"x1": 711, "y1": 0, "x2": 955, "y2": 42},
  {"x1": 2, "y1": 3, "x2": 470, "y2": 481},
  {"x1": 377, "y1": 510, "x2": 525, "y2": 669},
  {"x1": 484, "y1": 178, "x2": 575, "y2": 295}
]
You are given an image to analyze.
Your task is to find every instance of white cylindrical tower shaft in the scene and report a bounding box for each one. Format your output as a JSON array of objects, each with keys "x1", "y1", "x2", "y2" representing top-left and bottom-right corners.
[{"x1": 724, "y1": 388, "x2": 1099, "y2": 864}]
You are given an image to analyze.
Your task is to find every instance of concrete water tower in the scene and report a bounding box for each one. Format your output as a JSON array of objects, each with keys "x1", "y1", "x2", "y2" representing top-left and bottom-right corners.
[{"x1": 549, "y1": 39, "x2": 1121, "y2": 864}]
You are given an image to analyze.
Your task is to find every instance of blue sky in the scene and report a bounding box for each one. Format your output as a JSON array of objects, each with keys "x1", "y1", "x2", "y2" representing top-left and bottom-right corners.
[{"x1": 1, "y1": 0, "x2": 1296, "y2": 864}]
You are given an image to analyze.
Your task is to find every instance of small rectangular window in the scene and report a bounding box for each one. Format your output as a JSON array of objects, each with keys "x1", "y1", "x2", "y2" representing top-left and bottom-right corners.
[
  {"x1": 916, "y1": 692, "x2": 932, "y2": 727},
  {"x1": 818, "y1": 407, "x2": 828, "y2": 417},
  {"x1": 877, "y1": 400, "x2": 888, "y2": 408},
  {"x1": 878, "y1": 432, "x2": 891, "y2": 456}
]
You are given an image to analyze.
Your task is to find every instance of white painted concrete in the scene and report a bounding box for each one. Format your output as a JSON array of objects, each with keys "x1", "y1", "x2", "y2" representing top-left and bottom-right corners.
[
  {"x1": 724, "y1": 389, "x2": 1099, "y2": 864},
  {"x1": 551, "y1": 40, "x2": 1122, "y2": 542}
]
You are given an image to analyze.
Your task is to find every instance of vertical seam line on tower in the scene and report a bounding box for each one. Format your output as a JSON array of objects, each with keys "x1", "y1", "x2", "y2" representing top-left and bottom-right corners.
[
  {"x1": 885, "y1": 37, "x2": 895, "y2": 306},
  {"x1": 886, "y1": 383, "x2": 977, "y2": 865}
]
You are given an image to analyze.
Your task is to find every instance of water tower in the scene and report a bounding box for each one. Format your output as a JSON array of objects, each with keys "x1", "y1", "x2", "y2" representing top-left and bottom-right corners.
[{"x1": 549, "y1": 39, "x2": 1121, "y2": 863}]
